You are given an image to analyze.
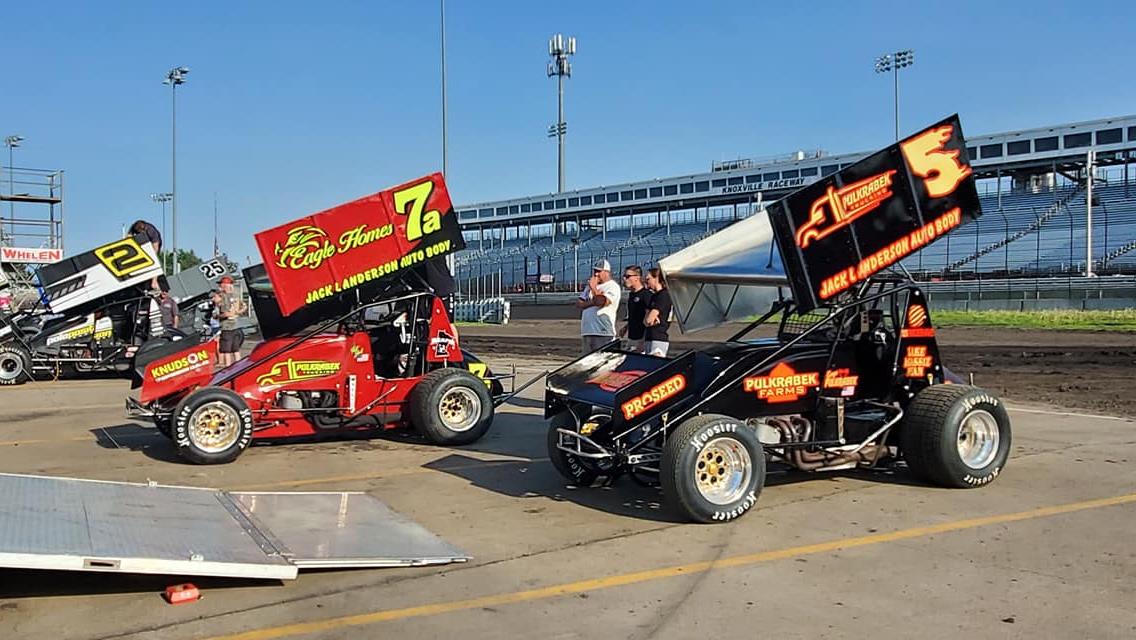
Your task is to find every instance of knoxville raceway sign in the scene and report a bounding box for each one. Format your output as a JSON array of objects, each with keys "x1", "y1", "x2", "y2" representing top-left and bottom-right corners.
[{"x1": 255, "y1": 173, "x2": 466, "y2": 316}]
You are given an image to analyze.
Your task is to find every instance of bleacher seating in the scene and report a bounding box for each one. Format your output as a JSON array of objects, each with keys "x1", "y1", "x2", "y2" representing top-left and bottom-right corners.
[{"x1": 455, "y1": 182, "x2": 1136, "y2": 290}]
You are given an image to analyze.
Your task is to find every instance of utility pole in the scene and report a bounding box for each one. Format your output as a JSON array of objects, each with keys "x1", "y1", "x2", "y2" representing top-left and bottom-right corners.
[
  {"x1": 547, "y1": 34, "x2": 576, "y2": 193},
  {"x1": 163, "y1": 66, "x2": 189, "y2": 273},
  {"x1": 4, "y1": 135, "x2": 24, "y2": 241},
  {"x1": 150, "y1": 192, "x2": 173, "y2": 270}
]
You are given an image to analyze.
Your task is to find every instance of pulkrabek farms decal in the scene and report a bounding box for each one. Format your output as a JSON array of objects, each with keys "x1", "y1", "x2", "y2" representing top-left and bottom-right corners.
[
  {"x1": 743, "y1": 363, "x2": 819, "y2": 403},
  {"x1": 255, "y1": 173, "x2": 466, "y2": 316},
  {"x1": 256, "y1": 359, "x2": 342, "y2": 389},
  {"x1": 768, "y1": 115, "x2": 981, "y2": 312}
]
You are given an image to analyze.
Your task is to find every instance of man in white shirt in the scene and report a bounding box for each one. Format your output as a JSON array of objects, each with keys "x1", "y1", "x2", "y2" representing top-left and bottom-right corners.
[{"x1": 576, "y1": 259, "x2": 621, "y2": 354}]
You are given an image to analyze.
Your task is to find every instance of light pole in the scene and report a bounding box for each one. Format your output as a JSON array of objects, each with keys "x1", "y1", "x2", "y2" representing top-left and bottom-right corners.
[
  {"x1": 547, "y1": 34, "x2": 576, "y2": 193},
  {"x1": 163, "y1": 66, "x2": 189, "y2": 274},
  {"x1": 441, "y1": 0, "x2": 448, "y2": 178},
  {"x1": 150, "y1": 192, "x2": 173, "y2": 271},
  {"x1": 4, "y1": 135, "x2": 24, "y2": 241},
  {"x1": 874, "y1": 49, "x2": 914, "y2": 141}
]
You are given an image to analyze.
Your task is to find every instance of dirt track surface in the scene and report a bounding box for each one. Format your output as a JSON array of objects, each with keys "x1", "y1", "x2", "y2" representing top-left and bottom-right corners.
[{"x1": 462, "y1": 321, "x2": 1136, "y2": 417}]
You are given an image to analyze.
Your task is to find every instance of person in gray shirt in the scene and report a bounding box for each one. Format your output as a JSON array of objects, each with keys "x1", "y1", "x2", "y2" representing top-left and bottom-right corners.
[
  {"x1": 216, "y1": 276, "x2": 246, "y2": 367},
  {"x1": 158, "y1": 289, "x2": 178, "y2": 335}
]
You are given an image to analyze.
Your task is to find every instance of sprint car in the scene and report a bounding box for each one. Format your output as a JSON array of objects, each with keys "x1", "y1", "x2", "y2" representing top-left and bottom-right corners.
[
  {"x1": 127, "y1": 173, "x2": 533, "y2": 464},
  {"x1": 545, "y1": 116, "x2": 1013, "y2": 523},
  {"x1": 0, "y1": 234, "x2": 210, "y2": 385}
]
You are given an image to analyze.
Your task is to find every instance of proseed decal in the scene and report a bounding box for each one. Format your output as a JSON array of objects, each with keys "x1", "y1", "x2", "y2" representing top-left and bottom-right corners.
[
  {"x1": 256, "y1": 359, "x2": 342, "y2": 389},
  {"x1": 150, "y1": 349, "x2": 212, "y2": 382},
  {"x1": 620, "y1": 374, "x2": 686, "y2": 420},
  {"x1": 743, "y1": 363, "x2": 819, "y2": 403}
]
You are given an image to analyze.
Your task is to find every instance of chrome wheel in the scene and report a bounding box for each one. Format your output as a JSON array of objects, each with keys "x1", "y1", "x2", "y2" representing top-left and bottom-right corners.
[
  {"x1": 189, "y1": 401, "x2": 241, "y2": 453},
  {"x1": 695, "y1": 437, "x2": 753, "y2": 505},
  {"x1": 438, "y1": 386, "x2": 481, "y2": 433},
  {"x1": 0, "y1": 352, "x2": 24, "y2": 382},
  {"x1": 957, "y1": 409, "x2": 1000, "y2": 469}
]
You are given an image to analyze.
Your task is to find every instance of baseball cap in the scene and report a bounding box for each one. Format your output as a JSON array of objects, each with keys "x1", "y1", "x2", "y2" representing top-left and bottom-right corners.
[
  {"x1": 593, "y1": 259, "x2": 611, "y2": 272},
  {"x1": 219, "y1": 275, "x2": 234, "y2": 284}
]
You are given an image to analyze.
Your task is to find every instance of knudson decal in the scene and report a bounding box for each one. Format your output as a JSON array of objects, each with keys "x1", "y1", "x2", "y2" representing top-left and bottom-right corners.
[
  {"x1": 620, "y1": 374, "x2": 686, "y2": 420},
  {"x1": 744, "y1": 363, "x2": 819, "y2": 403},
  {"x1": 150, "y1": 349, "x2": 212, "y2": 383},
  {"x1": 256, "y1": 359, "x2": 341, "y2": 388}
]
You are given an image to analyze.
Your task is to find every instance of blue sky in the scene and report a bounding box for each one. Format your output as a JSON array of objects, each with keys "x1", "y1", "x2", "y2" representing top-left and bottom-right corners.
[{"x1": 2, "y1": 0, "x2": 1134, "y2": 263}]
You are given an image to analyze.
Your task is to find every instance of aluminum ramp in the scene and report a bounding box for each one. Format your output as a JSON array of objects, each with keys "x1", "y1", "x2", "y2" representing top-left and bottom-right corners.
[{"x1": 0, "y1": 473, "x2": 468, "y2": 580}]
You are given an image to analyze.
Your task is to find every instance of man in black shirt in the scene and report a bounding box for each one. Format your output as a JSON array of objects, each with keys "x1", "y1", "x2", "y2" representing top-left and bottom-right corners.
[
  {"x1": 129, "y1": 220, "x2": 163, "y2": 290},
  {"x1": 618, "y1": 265, "x2": 648, "y2": 352},
  {"x1": 643, "y1": 267, "x2": 673, "y2": 357}
]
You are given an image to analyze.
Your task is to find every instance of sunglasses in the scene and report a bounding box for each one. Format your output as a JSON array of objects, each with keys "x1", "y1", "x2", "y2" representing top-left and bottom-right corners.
[{"x1": 622, "y1": 273, "x2": 638, "y2": 278}]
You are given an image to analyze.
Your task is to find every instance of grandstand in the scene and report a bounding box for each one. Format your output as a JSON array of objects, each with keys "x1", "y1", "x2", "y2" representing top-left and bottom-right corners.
[{"x1": 453, "y1": 115, "x2": 1136, "y2": 301}]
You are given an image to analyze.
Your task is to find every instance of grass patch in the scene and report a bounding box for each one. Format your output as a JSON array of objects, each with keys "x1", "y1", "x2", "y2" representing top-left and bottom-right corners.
[{"x1": 932, "y1": 309, "x2": 1136, "y2": 332}]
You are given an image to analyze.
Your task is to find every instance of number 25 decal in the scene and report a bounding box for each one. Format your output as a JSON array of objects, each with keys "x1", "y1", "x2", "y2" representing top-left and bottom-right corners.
[
  {"x1": 199, "y1": 259, "x2": 226, "y2": 279},
  {"x1": 393, "y1": 180, "x2": 443, "y2": 241},
  {"x1": 900, "y1": 125, "x2": 972, "y2": 198},
  {"x1": 95, "y1": 238, "x2": 155, "y2": 279}
]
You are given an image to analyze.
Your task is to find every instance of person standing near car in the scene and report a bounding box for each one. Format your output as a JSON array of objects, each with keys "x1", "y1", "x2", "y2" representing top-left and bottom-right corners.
[
  {"x1": 129, "y1": 219, "x2": 163, "y2": 291},
  {"x1": 217, "y1": 276, "x2": 246, "y2": 367},
  {"x1": 643, "y1": 267, "x2": 673, "y2": 357},
  {"x1": 618, "y1": 265, "x2": 648, "y2": 353},
  {"x1": 575, "y1": 259, "x2": 621, "y2": 354},
  {"x1": 157, "y1": 288, "x2": 178, "y2": 335}
]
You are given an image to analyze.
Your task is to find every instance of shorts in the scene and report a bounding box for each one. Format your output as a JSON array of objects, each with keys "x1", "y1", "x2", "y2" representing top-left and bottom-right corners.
[
  {"x1": 644, "y1": 340, "x2": 670, "y2": 357},
  {"x1": 581, "y1": 335, "x2": 615, "y2": 354},
  {"x1": 219, "y1": 329, "x2": 244, "y2": 354}
]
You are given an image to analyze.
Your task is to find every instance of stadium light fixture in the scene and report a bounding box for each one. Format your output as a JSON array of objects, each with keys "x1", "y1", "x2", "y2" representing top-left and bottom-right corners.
[
  {"x1": 547, "y1": 34, "x2": 576, "y2": 193},
  {"x1": 874, "y1": 49, "x2": 914, "y2": 141},
  {"x1": 163, "y1": 66, "x2": 189, "y2": 274}
]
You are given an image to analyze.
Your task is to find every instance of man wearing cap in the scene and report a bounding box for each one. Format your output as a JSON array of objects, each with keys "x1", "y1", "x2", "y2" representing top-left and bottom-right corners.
[
  {"x1": 575, "y1": 258, "x2": 621, "y2": 354},
  {"x1": 216, "y1": 276, "x2": 247, "y2": 367}
]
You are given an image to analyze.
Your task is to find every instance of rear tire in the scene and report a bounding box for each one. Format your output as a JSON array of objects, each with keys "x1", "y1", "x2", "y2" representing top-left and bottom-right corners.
[
  {"x1": 409, "y1": 368, "x2": 494, "y2": 446},
  {"x1": 0, "y1": 344, "x2": 31, "y2": 386},
  {"x1": 901, "y1": 385, "x2": 1011, "y2": 488},
  {"x1": 546, "y1": 411, "x2": 601, "y2": 486},
  {"x1": 661, "y1": 414, "x2": 765, "y2": 523},
  {"x1": 172, "y1": 387, "x2": 254, "y2": 464}
]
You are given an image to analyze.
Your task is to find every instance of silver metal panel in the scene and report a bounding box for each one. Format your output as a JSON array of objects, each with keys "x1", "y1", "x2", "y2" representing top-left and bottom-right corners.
[
  {"x1": 659, "y1": 213, "x2": 789, "y2": 333},
  {"x1": 0, "y1": 473, "x2": 297, "y2": 580},
  {"x1": 231, "y1": 492, "x2": 469, "y2": 568}
]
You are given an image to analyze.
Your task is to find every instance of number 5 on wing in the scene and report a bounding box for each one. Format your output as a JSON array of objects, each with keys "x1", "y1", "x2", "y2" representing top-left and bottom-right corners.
[{"x1": 901, "y1": 124, "x2": 972, "y2": 199}]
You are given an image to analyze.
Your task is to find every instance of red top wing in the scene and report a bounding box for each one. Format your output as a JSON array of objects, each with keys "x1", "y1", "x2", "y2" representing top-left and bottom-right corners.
[{"x1": 254, "y1": 173, "x2": 463, "y2": 316}]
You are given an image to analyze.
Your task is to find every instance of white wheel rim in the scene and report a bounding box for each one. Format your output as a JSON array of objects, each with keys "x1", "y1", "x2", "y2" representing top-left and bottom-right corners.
[
  {"x1": 695, "y1": 437, "x2": 753, "y2": 505},
  {"x1": 439, "y1": 387, "x2": 481, "y2": 432},
  {"x1": 0, "y1": 353, "x2": 23, "y2": 381},
  {"x1": 957, "y1": 409, "x2": 1000, "y2": 469},
  {"x1": 189, "y1": 401, "x2": 242, "y2": 453}
]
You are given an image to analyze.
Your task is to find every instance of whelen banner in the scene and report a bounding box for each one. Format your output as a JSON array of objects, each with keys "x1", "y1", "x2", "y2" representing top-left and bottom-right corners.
[
  {"x1": 1, "y1": 247, "x2": 63, "y2": 264},
  {"x1": 254, "y1": 173, "x2": 466, "y2": 316},
  {"x1": 767, "y1": 114, "x2": 982, "y2": 312}
]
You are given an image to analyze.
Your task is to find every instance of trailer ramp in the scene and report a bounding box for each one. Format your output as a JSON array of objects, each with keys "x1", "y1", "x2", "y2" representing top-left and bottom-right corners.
[{"x1": 0, "y1": 473, "x2": 468, "y2": 580}]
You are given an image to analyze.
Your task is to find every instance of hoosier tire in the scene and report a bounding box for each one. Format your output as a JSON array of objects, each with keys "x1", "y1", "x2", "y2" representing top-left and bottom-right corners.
[
  {"x1": 661, "y1": 414, "x2": 765, "y2": 523},
  {"x1": 409, "y1": 368, "x2": 494, "y2": 446},
  {"x1": 901, "y1": 384, "x2": 1011, "y2": 488},
  {"x1": 546, "y1": 411, "x2": 601, "y2": 486},
  {"x1": 172, "y1": 387, "x2": 254, "y2": 464},
  {"x1": 0, "y1": 344, "x2": 31, "y2": 386}
]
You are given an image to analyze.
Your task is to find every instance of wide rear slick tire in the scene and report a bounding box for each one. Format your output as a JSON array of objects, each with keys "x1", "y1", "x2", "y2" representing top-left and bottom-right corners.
[
  {"x1": 662, "y1": 414, "x2": 765, "y2": 523},
  {"x1": 0, "y1": 344, "x2": 31, "y2": 386},
  {"x1": 901, "y1": 384, "x2": 1011, "y2": 488},
  {"x1": 410, "y1": 368, "x2": 495, "y2": 446},
  {"x1": 172, "y1": 387, "x2": 254, "y2": 465}
]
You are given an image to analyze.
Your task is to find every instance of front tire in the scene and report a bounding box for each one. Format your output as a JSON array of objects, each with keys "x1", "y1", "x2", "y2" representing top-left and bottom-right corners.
[
  {"x1": 901, "y1": 385, "x2": 1011, "y2": 488},
  {"x1": 546, "y1": 411, "x2": 602, "y2": 486},
  {"x1": 409, "y1": 368, "x2": 494, "y2": 445},
  {"x1": 661, "y1": 414, "x2": 765, "y2": 523},
  {"x1": 172, "y1": 387, "x2": 254, "y2": 464},
  {"x1": 0, "y1": 344, "x2": 31, "y2": 386}
]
